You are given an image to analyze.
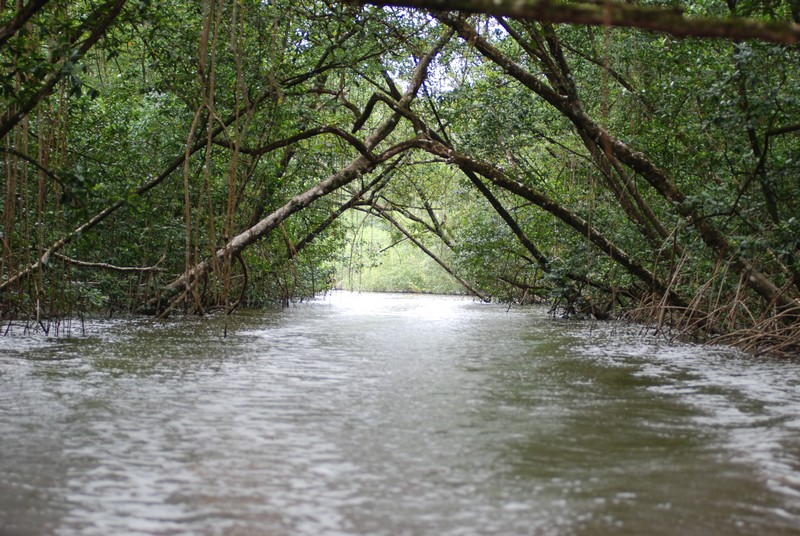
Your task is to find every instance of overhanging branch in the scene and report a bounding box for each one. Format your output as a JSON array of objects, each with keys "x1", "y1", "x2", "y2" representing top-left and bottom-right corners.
[{"x1": 350, "y1": 0, "x2": 800, "y2": 43}]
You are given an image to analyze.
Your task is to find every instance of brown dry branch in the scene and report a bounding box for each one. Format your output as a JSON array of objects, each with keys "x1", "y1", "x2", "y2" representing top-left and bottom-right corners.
[{"x1": 620, "y1": 287, "x2": 800, "y2": 357}]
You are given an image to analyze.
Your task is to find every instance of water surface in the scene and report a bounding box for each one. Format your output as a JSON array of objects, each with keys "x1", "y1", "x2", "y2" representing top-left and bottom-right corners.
[{"x1": 1, "y1": 292, "x2": 799, "y2": 535}]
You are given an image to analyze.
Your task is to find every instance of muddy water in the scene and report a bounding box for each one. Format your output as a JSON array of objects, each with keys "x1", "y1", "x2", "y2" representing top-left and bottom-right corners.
[{"x1": 1, "y1": 292, "x2": 799, "y2": 535}]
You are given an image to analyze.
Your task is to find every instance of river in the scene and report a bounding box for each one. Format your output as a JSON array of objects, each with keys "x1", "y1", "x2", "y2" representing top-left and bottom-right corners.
[{"x1": 1, "y1": 292, "x2": 799, "y2": 535}]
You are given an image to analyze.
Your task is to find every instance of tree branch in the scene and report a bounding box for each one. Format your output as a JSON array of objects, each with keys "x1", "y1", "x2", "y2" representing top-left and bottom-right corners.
[
  {"x1": 0, "y1": 0, "x2": 129, "y2": 141},
  {"x1": 151, "y1": 30, "x2": 454, "y2": 313},
  {"x1": 0, "y1": 0, "x2": 51, "y2": 48},
  {"x1": 351, "y1": 0, "x2": 800, "y2": 43},
  {"x1": 54, "y1": 253, "x2": 166, "y2": 272},
  {"x1": 416, "y1": 136, "x2": 687, "y2": 307},
  {"x1": 214, "y1": 125, "x2": 376, "y2": 161}
]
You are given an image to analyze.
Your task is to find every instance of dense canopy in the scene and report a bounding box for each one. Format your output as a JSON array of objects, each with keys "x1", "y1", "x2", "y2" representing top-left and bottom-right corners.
[{"x1": 2, "y1": 0, "x2": 800, "y2": 354}]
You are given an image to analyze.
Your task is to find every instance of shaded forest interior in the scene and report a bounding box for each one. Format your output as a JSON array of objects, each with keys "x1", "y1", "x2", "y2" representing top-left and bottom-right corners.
[{"x1": 2, "y1": 0, "x2": 800, "y2": 355}]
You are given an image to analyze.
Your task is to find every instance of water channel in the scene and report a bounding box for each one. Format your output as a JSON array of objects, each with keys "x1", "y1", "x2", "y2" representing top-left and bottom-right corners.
[{"x1": 1, "y1": 292, "x2": 799, "y2": 535}]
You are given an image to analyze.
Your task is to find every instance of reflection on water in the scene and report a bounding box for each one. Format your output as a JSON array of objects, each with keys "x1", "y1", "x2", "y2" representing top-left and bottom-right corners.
[{"x1": 1, "y1": 292, "x2": 799, "y2": 535}]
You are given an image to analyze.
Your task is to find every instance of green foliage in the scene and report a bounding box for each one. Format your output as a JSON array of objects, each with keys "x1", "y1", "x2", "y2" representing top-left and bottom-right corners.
[
  {"x1": 2, "y1": 0, "x2": 799, "y2": 349},
  {"x1": 336, "y1": 215, "x2": 463, "y2": 295}
]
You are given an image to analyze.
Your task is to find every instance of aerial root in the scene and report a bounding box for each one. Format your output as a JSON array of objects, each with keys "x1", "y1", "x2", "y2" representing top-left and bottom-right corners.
[{"x1": 620, "y1": 293, "x2": 800, "y2": 358}]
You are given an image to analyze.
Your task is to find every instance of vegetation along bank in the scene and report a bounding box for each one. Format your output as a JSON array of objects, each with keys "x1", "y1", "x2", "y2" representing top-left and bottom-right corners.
[{"x1": 2, "y1": 0, "x2": 800, "y2": 355}]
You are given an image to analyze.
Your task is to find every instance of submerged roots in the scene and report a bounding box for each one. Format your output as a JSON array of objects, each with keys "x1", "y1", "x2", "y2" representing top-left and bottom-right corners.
[
  {"x1": 711, "y1": 309, "x2": 800, "y2": 358},
  {"x1": 621, "y1": 294, "x2": 800, "y2": 358}
]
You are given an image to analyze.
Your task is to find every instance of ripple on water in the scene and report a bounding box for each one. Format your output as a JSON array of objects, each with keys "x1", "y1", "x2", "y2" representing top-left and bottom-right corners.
[{"x1": 1, "y1": 293, "x2": 799, "y2": 535}]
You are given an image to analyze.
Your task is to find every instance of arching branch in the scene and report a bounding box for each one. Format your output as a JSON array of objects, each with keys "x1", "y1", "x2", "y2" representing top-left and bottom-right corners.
[
  {"x1": 416, "y1": 137, "x2": 687, "y2": 307},
  {"x1": 151, "y1": 29, "x2": 455, "y2": 314},
  {"x1": 54, "y1": 253, "x2": 166, "y2": 273}
]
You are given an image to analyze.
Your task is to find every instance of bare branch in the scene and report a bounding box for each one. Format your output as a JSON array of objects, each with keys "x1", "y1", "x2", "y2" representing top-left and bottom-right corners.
[{"x1": 54, "y1": 253, "x2": 166, "y2": 273}]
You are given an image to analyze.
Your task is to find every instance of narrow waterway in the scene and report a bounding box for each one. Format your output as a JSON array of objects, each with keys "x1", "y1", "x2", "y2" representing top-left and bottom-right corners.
[{"x1": 1, "y1": 292, "x2": 799, "y2": 535}]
